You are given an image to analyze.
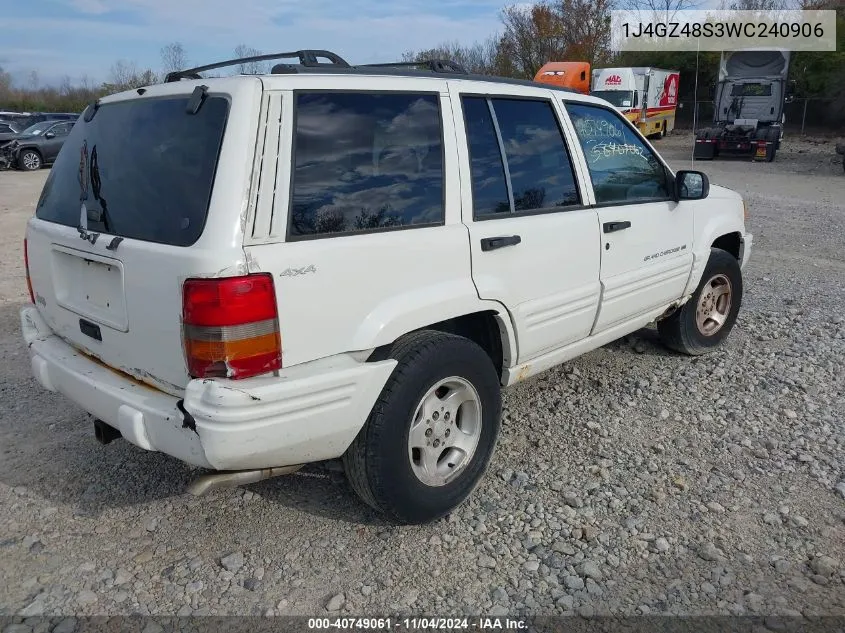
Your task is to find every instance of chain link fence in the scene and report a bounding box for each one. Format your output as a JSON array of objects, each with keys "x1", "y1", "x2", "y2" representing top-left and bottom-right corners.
[{"x1": 674, "y1": 98, "x2": 845, "y2": 135}]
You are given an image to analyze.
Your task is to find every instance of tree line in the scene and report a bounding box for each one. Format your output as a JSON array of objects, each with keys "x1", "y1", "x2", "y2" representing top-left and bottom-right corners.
[
  {"x1": 1, "y1": 0, "x2": 842, "y2": 117},
  {"x1": 0, "y1": 42, "x2": 268, "y2": 114}
]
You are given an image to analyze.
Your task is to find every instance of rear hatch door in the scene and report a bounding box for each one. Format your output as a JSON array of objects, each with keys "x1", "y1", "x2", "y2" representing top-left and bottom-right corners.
[{"x1": 25, "y1": 79, "x2": 264, "y2": 395}]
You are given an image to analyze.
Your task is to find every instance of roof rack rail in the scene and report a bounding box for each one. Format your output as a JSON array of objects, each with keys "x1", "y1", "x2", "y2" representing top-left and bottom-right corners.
[
  {"x1": 164, "y1": 49, "x2": 350, "y2": 82},
  {"x1": 359, "y1": 59, "x2": 468, "y2": 75}
]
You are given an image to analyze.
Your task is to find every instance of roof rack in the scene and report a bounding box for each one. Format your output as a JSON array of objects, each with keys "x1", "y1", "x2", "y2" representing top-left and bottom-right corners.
[
  {"x1": 164, "y1": 49, "x2": 351, "y2": 82},
  {"x1": 359, "y1": 59, "x2": 468, "y2": 75}
]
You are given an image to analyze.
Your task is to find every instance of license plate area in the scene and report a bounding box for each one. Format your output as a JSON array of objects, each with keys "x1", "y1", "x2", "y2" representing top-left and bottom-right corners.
[{"x1": 51, "y1": 245, "x2": 128, "y2": 332}]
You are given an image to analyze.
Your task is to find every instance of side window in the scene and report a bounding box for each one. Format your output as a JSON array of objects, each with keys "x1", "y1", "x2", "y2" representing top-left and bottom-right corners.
[
  {"x1": 463, "y1": 96, "x2": 580, "y2": 218},
  {"x1": 51, "y1": 122, "x2": 73, "y2": 136},
  {"x1": 289, "y1": 92, "x2": 444, "y2": 238},
  {"x1": 566, "y1": 103, "x2": 669, "y2": 205},
  {"x1": 462, "y1": 97, "x2": 510, "y2": 216},
  {"x1": 492, "y1": 98, "x2": 580, "y2": 212}
]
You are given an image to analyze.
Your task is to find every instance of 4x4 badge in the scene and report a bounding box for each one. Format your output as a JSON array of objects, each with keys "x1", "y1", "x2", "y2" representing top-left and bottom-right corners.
[{"x1": 280, "y1": 265, "x2": 316, "y2": 277}]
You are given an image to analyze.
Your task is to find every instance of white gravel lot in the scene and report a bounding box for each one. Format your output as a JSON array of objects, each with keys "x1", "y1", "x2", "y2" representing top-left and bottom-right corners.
[{"x1": 0, "y1": 131, "x2": 843, "y2": 620}]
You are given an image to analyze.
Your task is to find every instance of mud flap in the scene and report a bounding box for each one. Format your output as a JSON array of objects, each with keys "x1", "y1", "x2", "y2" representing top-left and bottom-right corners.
[{"x1": 694, "y1": 141, "x2": 715, "y2": 160}]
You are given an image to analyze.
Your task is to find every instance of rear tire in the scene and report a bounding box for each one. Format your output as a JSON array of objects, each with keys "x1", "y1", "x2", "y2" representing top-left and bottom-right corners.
[
  {"x1": 766, "y1": 127, "x2": 779, "y2": 162},
  {"x1": 18, "y1": 149, "x2": 42, "y2": 171},
  {"x1": 343, "y1": 330, "x2": 502, "y2": 524},
  {"x1": 658, "y1": 248, "x2": 743, "y2": 356}
]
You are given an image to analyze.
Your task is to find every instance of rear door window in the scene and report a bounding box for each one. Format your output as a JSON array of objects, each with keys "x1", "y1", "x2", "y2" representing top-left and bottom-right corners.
[
  {"x1": 462, "y1": 95, "x2": 580, "y2": 219},
  {"x1": 35, "y1": 96, "x2": 229, "y2": 247},
  {"x1": 289, "y1": 92, "x2": 444, "y2": 238},
  {"x1": 462, "y1": 97, "x2": 511, "y2": 216},
  {"x1": 49, "y1": 122, "x2": 74, "y2": 136}
]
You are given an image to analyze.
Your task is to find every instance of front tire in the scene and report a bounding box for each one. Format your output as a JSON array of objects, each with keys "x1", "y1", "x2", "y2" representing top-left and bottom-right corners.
[
  {"x1": 343, "y1": 330, "x2": 502, "y2": 524},
  {"x1": 658, "y1": 248, "x2": 743, "y2": 355},
  {"x1": 18, "y1": 149, "x2": 42, "y2": 171}
]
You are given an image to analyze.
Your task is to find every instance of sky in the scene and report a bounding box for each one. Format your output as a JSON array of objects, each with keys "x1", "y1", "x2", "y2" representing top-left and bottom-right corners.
[{"x1": 0, "y1": 0, "x2": 512, "y2": 87}]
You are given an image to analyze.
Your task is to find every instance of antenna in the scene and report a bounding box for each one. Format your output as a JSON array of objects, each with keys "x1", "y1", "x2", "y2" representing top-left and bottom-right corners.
[{"x1": 691, "y1": 39, "x2": 700, "y2": 169}]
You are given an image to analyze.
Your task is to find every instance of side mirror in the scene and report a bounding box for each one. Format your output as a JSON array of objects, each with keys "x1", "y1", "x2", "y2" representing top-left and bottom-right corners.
[
  {"x1": 785, "y1": 80, "x2": 797, "y2": 103},
  {"x1": 44, "y1": 131, "x2": 55, "y2": 139},
  {"x1": 675, "y1": 170, "x2": 709, "y2": 201}
]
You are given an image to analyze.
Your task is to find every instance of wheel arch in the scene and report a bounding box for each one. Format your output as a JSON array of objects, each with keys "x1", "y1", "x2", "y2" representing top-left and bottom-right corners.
[
  {"x1": 16, "y1": 145, "x2": 44, "y2": 166},
  {"x1": 366, "y1": 308, "x2": 516, "y2": 382},
  {"x1": 711, "y1": 232, "x2": 742, "y2": 261},
  {"x1": 685, "y1": 214, "x2": 746, "y2": 296}
]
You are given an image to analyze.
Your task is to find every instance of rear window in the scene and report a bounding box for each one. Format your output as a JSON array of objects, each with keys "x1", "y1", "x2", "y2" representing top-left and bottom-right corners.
[{"x1": 36, "y1": 96, "x2": 229, "y2": 247}]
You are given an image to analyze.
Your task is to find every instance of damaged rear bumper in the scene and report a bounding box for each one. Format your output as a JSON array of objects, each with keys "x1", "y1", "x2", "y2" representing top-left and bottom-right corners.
[{"x1": 21, "y1": 306, "x2": 396, "y2": 471}]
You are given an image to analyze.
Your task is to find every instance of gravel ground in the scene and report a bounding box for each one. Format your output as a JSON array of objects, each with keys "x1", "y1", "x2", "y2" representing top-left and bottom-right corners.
[{"x1": 0, "y1": 131, "x2": 844, "y2": 620}]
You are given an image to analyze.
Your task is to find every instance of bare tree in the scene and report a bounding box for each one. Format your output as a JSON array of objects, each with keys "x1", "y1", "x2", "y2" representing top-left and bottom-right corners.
[
  {"x1": 497, "y1": 3, "x2": 567, "y2": 78},
  {"x1": 161, "y1": 42, "x2": 188, "y2": 74},
  {"x1": 233, "y1": 44, "x2": 267, "y2": 75},
  {"x1": 552, "y1": 0, "x2": 614, "y2": 66},
  {"x1": 625, "y1": 0, "x2": 702, "y2": 23},
  {"x1": 0, "y1": 65, "x2": 12, "y2": 101},
  {"x1": 109, "y1": 60, "x2": 138, "y2": 87},
  {"x1": 104, "y1": 60, "x2": 159, "y2": 93},
  {"x1": 402, "y1": 37, "x2": 500, "y2": 74},
  {"x1": 59, "y1": 75, "x2": 73, "y2": 96},
  {"x1": 717, "y1": 0, "x2": 786, "y2": 8}
]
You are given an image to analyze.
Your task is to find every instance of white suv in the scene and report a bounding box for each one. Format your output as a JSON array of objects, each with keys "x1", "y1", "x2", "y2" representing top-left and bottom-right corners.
[{"x1": 20, "y1": 50, "x2": 752, "y2": 524}]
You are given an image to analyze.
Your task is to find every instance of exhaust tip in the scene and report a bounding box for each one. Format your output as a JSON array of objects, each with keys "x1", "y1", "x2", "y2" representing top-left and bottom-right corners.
[{"x1": 94, "y1": 419, "x2": 121, "y2": 445}]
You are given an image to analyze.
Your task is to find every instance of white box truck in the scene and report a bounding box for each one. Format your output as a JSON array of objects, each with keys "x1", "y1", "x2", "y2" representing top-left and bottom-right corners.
[{"x1": 591, "y1": 67, "x2": 680, "y2": 139}]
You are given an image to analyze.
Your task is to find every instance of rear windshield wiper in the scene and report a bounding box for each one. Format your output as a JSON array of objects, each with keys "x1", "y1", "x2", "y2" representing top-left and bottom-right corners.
[{"x1": 88, "y1": 145, "x2": 114, "y2": 234}]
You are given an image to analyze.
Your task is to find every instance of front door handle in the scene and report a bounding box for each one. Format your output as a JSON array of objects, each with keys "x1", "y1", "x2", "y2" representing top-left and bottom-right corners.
[
  {"x1": 481, "y1": 235, "x2": 522, "y2": 251},
  {"x1": 603, "y1": 221, "x2": 632, "y2": 233}
]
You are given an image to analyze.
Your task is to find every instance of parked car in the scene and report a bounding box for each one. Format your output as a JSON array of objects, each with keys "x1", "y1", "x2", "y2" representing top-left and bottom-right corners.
[
  {"x1": 0, "y1": 120, "x2": 21, "y2": 135},
  {"x1": 0, "y1": 119, "x2": 26, "y2": 142},
  {"x1": 0, "y1": 112, "x2": 79, "y2": 129},
  {"x1": 2, "y1": 120, "x2": 76, "y2": 170},
  {"x1": 20, "y1": 49, "x2": 752, "y2": 524}
]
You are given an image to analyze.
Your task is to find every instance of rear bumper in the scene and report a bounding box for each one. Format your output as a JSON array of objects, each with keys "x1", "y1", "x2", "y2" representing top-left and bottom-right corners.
[{"x1": 21, "y1": 306, "x2": 395, "y2": 471}]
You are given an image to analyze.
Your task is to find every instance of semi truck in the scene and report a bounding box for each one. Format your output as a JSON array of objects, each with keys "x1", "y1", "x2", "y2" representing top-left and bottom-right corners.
[
  {"x1": 534, "y1": 61, "x2": 591, "y2": 94},
  {"x1": 590, "y1": 67, "x2": 680, "y2": 139},
  {"x1": 694, "y1": 48, "x2": 794, "y2": 162}
]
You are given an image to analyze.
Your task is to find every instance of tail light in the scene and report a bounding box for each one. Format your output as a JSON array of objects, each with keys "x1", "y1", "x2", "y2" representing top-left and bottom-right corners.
[
  {"x1": 24, "y1": 238, "x2": 34, "y2": 304},
  {"x1": 182, "y1": 274, "x2": 281, "y2": 380}
]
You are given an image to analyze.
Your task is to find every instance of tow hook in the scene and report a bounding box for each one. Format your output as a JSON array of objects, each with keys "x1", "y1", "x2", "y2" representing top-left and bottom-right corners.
[{"x1": 94, "y1": 419, "x2": 122, "y2": 445}]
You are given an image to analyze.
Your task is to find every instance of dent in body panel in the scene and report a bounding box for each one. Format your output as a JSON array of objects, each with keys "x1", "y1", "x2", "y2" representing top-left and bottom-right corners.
[
  {"x1": 350, "y1": 280, "x2": 500, "y2": 352},
  {"x1": 244, "y1": 250, "x2": 260, "y2": 272}
]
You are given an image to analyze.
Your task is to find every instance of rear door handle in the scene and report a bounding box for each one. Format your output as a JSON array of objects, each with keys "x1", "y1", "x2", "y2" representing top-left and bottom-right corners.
[
  {"x1": 603, "y1": 221, "x2": 632, "y2": 233},
  {"x1": 481, "y1": 235, "x2": 522, "y2": 251}
]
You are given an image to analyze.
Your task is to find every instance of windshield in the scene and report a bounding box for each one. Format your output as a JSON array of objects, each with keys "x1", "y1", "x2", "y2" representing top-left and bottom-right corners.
[
  {"x1": 591, "y1": 90, "x2": 635, "y2": 109},
  {"x1": 35, "y1": 95, "x2": 230, "y2": 247},
  {"x1": 730, "y1": 83, "x2": 773, "y2": 97},
  {"x1": 21, "y1": 123, "x2": 49, "y2": 136}
]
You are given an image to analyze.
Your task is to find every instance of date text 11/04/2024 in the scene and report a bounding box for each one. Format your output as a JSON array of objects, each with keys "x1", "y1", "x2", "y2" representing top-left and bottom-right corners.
[{"x1": 307, "y1": 617, "x2": 529, "y2": 630}]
